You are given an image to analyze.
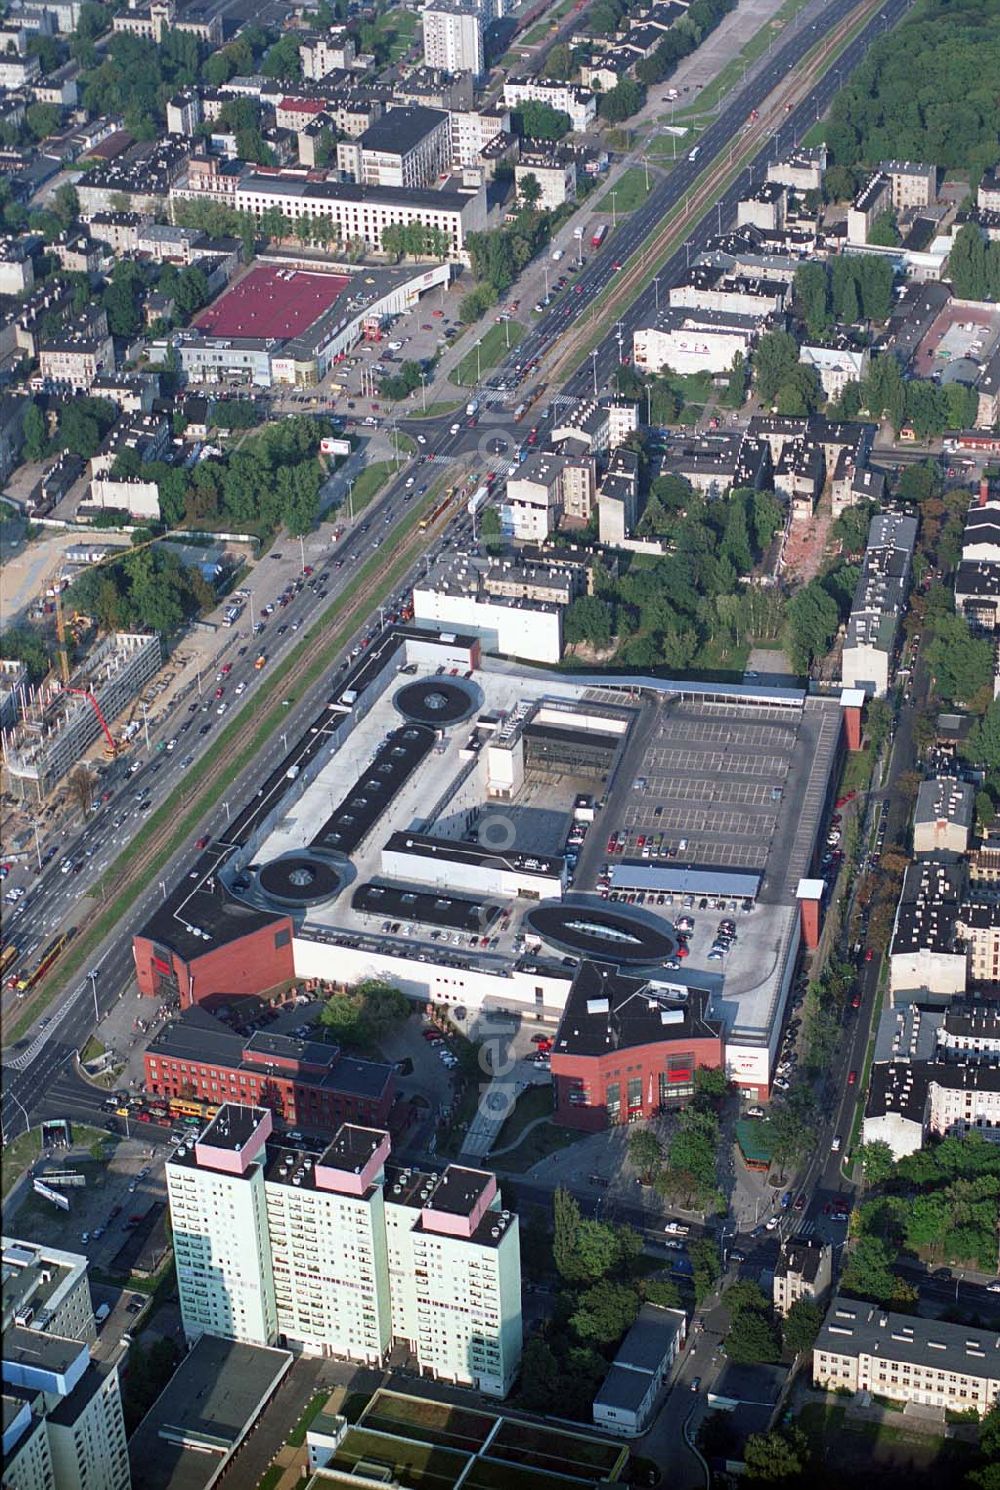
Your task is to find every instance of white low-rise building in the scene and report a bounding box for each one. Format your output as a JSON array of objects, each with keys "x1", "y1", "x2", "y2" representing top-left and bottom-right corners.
[
  {"x1": 592, "y1": 1305, "x2": 686, "y2": 1437},
  {"x1": 412, "y1": 578, "x2": 563, "y2": 663},
  {"x1": 814, "y1": 1296, "x2": 1000, "y2": 1413},
  {"x1": 912, "y1": 776, "x2": 974, "y2": 858},
  {"x1": 634, "y1": 312, "x2": 757, "y2": 375},
  {"x1": 841, "y1": 512, "x2": 917, "y2": 698},
  {"x1": 502, "y1": 78, "x2": 596, "y2": 132},
  {"x1": 799, "y1": 341, "x2": 870, "y2": 400}
]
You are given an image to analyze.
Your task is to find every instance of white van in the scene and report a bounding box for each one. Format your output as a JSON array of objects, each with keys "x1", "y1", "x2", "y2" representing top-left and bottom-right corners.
[
  {"x1": 551, "y1": 248, "x2": 564, "y2": 262},
  {"x1": 688, "y1": 146, "x2": 700, "y2": 162}
]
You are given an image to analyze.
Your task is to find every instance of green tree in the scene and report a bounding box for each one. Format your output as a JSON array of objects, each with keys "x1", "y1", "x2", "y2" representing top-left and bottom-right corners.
[
  {"x1": 752, "y1": 330, "x2": 801, "y2": 405},
  {"x1": 969, "y1": 701, "x2": 1000, "y2": 774},
  {"x1": 840, "y1": 1235, "x2": 901, "y2": 1305},
  {"x1": 563, "y1": 595, "x2": 613, "y2": 648},
  {"x1": 782, "y1": 1297, "x2": 823, "y2": 1355},
  {"x1": 519, "y1": 1337, "x2": 560, "y2": 1407},
  {"x1": 318, "y1": 977, "x2": 407, "y2": 1047},
  {"x1": 59, "y1": 398, "x2": 115, "y2": 458},
  {"x1": 689, "y1": 1236, "x2": 721, "y2": 1305},
  {"x1": 0, "y1": 625, "x2": 51, "y2": 681},
  {"x1": 261, "y1": 32, "x2": 301, "y2": 79},
  {"x1": 823, "y1": 165, "x2": 856, "y2": 202},
  {"x1": 868, "y1": 209, "x2": 900, "y2": 246},
  {"x1": 570, "y1": 1279, "x2": 640, "y2": 1345},
  {"x1": 26, "y1": 102, "x2": 60, "y2": 141},
  {"x1": 517, "y1": 99, "x2": 571, "y2": 141},
  {"x1": 726, "y1": 1306, "x2": 781, "y2": 1364},
  {"x1": 858, "y1": 1139, "x2": 896, "y2": 1187},
  {"x1": 794, "y1": 262, "x2": 830, "y2": 339},
  {"x1": 640, "y1": 1277, "x2": 682, "y2": 1309},
  {"x1": 743, "y1": 1426, "x2": 809, "y2": 1483},
  {"x1": 519, "y1": 172, "x2": 542, "y2": 209},
  {"x1": 598, "y1": 79, "x2": 645, "y2": 124},
  {"x1": 861, "y1": 352, "x2": 906, "y2": 429},
  {"x1": 784, "y1": 579, "x2": 839, "y2": 674},
  {"x1": 776, "y1": 363, "x2": 822, "y2": 416},
  {"x1": 103, "y1": 259, "x2": 145, "y2": 336},
  {"x1": 21, "y1": 401, "x2": 47, "y2": 462},
  {"x1": 926, "y1": 613, "x2": 995, "y2": 706},
  {"x1": 981, "y1": 1400, "x2": 1000, "y2": 1462},
  {"x1": 543, "y1": 43, "x2": 573, "y2": 80},
  {"x1": 459, "y1": 284, "x2": 496, "y2": 323},
  {"x1": 553, "y1": 1187, "x2": 585, "y2": 1282},
  {"x1": 628, "y1": 1128, "x2": 664, "y2": 1183},
  {"x1": 694, "y1": 1066, "x2": 728, "y2": 1101},
  {"x1": 53, "y1": 183, "x2": 80, "y2": 227}
]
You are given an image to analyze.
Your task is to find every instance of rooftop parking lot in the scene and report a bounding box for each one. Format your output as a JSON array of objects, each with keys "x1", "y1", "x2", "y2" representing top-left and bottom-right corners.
[{"x1": 593, "y1": 698, "x2": 835, "y2": 895}]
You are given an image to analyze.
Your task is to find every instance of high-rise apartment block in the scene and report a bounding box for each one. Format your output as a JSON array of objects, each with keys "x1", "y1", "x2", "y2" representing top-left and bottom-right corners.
[
  {"x1": 2, "y1": 1240, "x2": 130, "y2": 1490},
  {"x1": 167, "y1": 1106, "x2": 278, "y2": 1348},
  {"x1": 166, "y1": 1104, "x2": 523, "y2": 1396},
  {"x1": 422, "y1": 3, "x2": 484, "y2": 77}
]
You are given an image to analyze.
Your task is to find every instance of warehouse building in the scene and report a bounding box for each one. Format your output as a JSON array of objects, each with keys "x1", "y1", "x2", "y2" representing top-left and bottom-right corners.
[{"x1": 177, "y1": 259, "x2": 451, "y2": 387}]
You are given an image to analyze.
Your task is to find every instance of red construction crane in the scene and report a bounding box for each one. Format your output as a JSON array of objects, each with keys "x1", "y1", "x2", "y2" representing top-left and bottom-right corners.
[{"x1": 65, "y1": 687, "x2": 119, "y2": 757}]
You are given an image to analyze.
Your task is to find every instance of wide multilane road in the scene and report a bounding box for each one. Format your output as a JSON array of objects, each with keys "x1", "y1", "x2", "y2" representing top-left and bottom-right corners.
[{"x1": 3, "y1": 0, "x2": 912, "y2": 1140}]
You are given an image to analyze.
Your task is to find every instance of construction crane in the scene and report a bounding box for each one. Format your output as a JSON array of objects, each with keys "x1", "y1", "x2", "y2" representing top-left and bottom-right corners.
[
  {"x1": 53, "y1": 528, "x2": 183, "y2": 685},
  {"x1": 64, "y1": 687, "x2": 119, "y2": 758}
]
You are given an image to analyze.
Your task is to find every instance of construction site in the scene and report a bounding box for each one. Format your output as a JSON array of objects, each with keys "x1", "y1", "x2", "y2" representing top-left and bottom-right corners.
[{"x1": 0, "y1": 632, "x2": 162, "y2": 801}]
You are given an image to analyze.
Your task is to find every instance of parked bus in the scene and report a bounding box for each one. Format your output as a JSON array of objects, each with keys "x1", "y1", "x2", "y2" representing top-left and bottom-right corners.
[
  {"x1": 15, "y1": 928, "x2": 75, "y2": 993},
  {"x1": 166, "y1": 1098, "x2": 220, "y2": 1122},
  {"x1": 591, "y1": 223, "x2": 608, "y2": 248},
  {"x1": 1, "y1": 941, "x2": 18, "y2": 978}
]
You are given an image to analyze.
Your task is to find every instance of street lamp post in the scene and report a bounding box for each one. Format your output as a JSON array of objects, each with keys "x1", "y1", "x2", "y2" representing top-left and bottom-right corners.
[
  {"x1": 590, "y1": 349, "x2": 599, "y2": 398},
  {"x1": 141, "y1": 702, "x2": 150, "y2": 752},
  {"x1": 653, "y1": 275, "x2": 660, "y2": 313},
  {"x1": 32, "y1": 819, "x2": 42, "y2": 872},
  {"x1": 475, "y1": 341, "x2": 482, "y2": 384},
  {"x1": 611, "y1": 190, "x2": 617, "y2": 229},
  {"x1": 88, "y1": 969, "x2": 99, "y2": 1025},
  {"x1": 419, "y1": 371, "x2": 427, "y2": 412}
]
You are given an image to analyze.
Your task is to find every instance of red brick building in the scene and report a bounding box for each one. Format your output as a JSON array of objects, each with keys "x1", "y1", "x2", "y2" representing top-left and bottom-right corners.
[
  {"x1": 133, "y1": 906, "x2": 295, "y2": 1009},
  {"x1": 143, "y1": 1006, "x2": 395, "y2": 1132},
  {"x1": 551, "y1": 962, "x2": 725, "y2": 1131}
]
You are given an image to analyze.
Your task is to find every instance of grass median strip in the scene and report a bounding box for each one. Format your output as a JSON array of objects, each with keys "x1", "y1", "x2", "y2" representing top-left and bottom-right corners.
[
  {"x1": 9, "y1": 482, "x2": 451, "y2": 1046},
  {"x1": 452, "y1": 320, "x2": 525, "y2": 386},
  {"x1": 599, "y1": 166, "x2": 656, "y2": 214}
]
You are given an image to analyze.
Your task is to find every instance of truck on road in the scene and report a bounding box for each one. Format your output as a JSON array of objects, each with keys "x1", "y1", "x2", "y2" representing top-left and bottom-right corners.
[{"x1": 465, "y1": 398, "x2": 480, "y2": 417}]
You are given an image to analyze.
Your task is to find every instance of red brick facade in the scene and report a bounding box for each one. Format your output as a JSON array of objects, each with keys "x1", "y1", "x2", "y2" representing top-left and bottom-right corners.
[
  {"x1": 552, "y1": 1033, "x2": 725, "y2": 1131},
  {"x1": 133, "y1": 919, "x2": 295, "y2": 1007},
  {"x1": 143, "y1": 1045, "x2": 394, "y2": 1130}
]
